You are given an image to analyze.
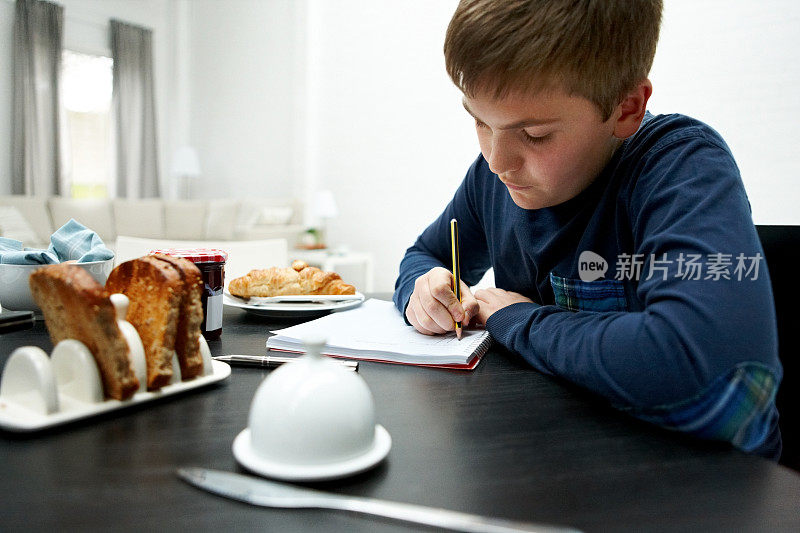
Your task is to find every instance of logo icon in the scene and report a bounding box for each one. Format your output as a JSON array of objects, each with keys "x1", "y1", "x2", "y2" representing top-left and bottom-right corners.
[{"x1": 578, "y1": 251, "x2": 608, "y2": 282}]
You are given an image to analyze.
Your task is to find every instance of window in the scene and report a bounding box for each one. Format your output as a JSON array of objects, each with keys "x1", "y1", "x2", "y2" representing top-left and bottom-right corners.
[{"x1": 61, "y1": 50, "x2": 113, "y2": 198}]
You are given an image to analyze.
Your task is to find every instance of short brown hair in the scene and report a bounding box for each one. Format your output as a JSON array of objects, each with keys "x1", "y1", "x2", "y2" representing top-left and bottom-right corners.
[{"x1": 444, "y1": 0, "x2": 662, "y2": 120}]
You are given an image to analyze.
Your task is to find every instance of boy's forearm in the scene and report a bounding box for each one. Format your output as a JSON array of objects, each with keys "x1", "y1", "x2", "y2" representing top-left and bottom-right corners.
[
  {"x1": 485, "y1": 291, "x2": 781, "y2": 455},
  {"x1": 487, "y1": 293, "x2": 778, "y2": 405}
]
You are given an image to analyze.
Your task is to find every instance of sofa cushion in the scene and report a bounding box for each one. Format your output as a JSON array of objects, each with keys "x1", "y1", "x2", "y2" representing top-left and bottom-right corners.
[
  {"x1": 237, "y1": 198, "x2": 303, "y2": 227},
  {"x1": 113, "y1": 199, "x2": 164, "y2": 239},
  {"x1": 0, "y1": 195, "x2": 53, "y2": 244},
  {"x1": 235, "y1": 201, "x2": 262, "y2": 228},
  {"x1": 206, "y1": 200, "x2": 239, "y2": 240},
  {"x1": 258, "y1": 206, "x2": 294, "y2": 225},
  {"x1": 164, "y1": 200, "x2": 207, "y2": 240},
  {"x1": 0, "y1": 206, "x2": 41, "y2": 245},
  {"x1": 48, "y1": 197, "x2": 115, "y2": 244}
]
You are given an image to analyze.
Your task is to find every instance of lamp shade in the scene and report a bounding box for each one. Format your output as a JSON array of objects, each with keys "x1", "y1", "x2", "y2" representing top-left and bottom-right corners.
[
  {"x1": 171, "y1": 146, "x2": 201, "y2": 177},
  {"x1": 313, "y1": 189, "x2": 339, "y2": 219}
]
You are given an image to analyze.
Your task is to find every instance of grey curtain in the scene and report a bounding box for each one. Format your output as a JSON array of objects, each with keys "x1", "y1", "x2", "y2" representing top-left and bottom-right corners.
[
  {"x1": 12, "y1": 0, "x2": 64, "y2": 196},
  {"x1": 110, "y1": 20, "x2": 160, "y2": 198}
]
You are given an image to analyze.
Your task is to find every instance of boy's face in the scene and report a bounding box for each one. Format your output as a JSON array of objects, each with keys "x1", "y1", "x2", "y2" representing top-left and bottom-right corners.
[{"x1": 463, "y1": 88, "x2": 622, "y2": 210}]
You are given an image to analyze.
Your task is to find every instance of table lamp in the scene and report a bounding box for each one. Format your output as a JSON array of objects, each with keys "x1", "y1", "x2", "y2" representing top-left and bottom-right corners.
[{"x1": 171, "y1": 146, "x2": 201, "y2": 199}]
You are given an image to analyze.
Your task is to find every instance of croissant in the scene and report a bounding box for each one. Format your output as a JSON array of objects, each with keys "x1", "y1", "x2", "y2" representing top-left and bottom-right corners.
[{"x1": 228, "y1": 260, "x2": 356, "y2": 298}]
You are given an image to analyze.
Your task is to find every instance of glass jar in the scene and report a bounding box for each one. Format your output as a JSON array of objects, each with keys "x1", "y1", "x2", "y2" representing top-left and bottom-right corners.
[{"x1": 148, "y1": 248, "x2": 228, "y2": 340}]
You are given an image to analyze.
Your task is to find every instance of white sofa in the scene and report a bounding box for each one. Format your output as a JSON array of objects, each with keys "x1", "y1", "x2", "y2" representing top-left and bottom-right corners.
[{"x1": 0, "y1": 195, "x2": 306, "y2": 251}]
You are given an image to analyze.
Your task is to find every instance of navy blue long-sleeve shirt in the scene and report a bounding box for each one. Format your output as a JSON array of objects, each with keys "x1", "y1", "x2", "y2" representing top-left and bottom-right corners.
[{"x1": 394, "y1": 113, "x2": 782, "y2": 458}]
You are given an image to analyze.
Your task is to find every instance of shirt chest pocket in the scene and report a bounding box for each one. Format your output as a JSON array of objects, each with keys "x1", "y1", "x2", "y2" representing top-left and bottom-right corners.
[{"x1": 549, "y1": 273, "x2": 629, "y2": 312}]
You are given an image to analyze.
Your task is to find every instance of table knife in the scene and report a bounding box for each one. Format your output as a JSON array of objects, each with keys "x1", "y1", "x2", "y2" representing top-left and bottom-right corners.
[
  {"x1": 0, "y1": 310, "x2": 35, "y2": 334},
  {"x1": 177, "y1": 467, "x2": 580, "y2": 533},
  {"x1": 213, "y1": 354, "x2": 358, "y2": 371}
]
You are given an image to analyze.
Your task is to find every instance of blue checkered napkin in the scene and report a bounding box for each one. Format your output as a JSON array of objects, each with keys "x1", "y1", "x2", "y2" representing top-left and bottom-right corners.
[{"x1": 0, "y1": 219, "x2": 114, "y2": 264}]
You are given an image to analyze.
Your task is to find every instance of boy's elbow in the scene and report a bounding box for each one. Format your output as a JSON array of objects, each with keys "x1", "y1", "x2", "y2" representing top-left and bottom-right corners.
[
  {"x1": 630, "y1": 296, "x2": 779, "y2": 407},
  {"x1": 625, "y1": 360, "x2": 781, "y2": 458}
]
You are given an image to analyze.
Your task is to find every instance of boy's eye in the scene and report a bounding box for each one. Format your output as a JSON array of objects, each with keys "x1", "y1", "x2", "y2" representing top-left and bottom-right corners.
[
  {"x1": 474, "y1": 119, "x2": 489, "y2": 129},
  {"x1": 523, "y1": 131, "x2": 551, "y2": 145}
]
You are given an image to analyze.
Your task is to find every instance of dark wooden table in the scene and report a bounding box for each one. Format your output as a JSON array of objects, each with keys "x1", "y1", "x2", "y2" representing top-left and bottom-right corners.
[{"x1": 2, "y1": 297, "x2": 799, "y2": 532}]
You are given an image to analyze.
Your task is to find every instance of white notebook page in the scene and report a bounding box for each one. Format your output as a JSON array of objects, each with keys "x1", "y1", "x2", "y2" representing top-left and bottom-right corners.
[{"x1": 269, "y1": 299, "x2": 489, "y2": 359}]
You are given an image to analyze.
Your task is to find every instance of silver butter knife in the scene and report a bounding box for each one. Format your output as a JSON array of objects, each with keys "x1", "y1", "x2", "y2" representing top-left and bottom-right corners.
[
  {"x1": 213, "y1": 354, "x2": 359, "y2": 371},
  {"x1": 177, "y1": 467, "x2": 580, "y2": 533}
]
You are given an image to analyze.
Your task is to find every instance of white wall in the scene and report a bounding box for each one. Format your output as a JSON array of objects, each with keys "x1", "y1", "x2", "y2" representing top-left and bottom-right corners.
[
  {"x1": 0, "y1": 0, "x2": 177, "y2": 196},
  {"x1": 128, "y1": 0, "x2": 474, "y2": 291},
  {"x1": 648, "y1": 0, "x2": 800, "y2": 225},
  {"x1": 304, "y1": 0, "x2": 476, "y2": 292},
  {"x1": 186, "y1": 0, "x2": 300, "y2": 201}
]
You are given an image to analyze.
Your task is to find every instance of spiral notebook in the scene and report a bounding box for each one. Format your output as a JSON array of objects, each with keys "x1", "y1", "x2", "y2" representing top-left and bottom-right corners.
[{"x1": 266, "y1": 299, "x2": 492, "y2": 370}]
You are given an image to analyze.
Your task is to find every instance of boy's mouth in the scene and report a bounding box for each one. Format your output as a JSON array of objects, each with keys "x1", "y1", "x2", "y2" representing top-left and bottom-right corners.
[{"x1": 502, "y1": 181, "x2": 532, "y2": 192}]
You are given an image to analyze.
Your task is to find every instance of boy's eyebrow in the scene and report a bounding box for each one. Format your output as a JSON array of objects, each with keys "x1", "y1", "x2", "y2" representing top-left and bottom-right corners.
[{"x1": 462, "y1": 99, "x2": 559, "y2": 129}]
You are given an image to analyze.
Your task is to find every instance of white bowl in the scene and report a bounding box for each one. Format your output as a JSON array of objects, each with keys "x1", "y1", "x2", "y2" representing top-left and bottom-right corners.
[
  {"x1": 0, "y1": 258, "x2": 115, "y2": 312},
  {"x1": 234, "y1": 338, "x2": 390, "y2": 480}
]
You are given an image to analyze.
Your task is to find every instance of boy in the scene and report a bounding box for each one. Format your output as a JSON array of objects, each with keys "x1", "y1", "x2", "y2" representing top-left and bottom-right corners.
[{"x1": 393, "y1": 0, "x2": 782, "y2": 458}]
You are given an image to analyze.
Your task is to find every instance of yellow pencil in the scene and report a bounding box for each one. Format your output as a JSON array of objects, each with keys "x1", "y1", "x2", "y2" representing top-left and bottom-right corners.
[{"x1": 450, "y1": 218, "x2": 462, "y2": 340}]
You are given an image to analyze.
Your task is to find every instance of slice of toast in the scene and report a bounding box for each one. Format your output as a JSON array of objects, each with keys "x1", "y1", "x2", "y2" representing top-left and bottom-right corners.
[
  {"x1": 150, "y1": 254, "x2": 204, "y2": 380},
  {"x1": 29, "y1": 263, "x2": 139, "y2": 400},
  {"x1": 106, "y1": 256, "x2": 181, "y2": 390}
]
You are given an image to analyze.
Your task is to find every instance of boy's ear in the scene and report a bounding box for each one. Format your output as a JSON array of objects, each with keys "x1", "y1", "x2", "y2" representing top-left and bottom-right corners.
[{"x1": 612, "y1": 79, "x2": 652, "y2": 139}]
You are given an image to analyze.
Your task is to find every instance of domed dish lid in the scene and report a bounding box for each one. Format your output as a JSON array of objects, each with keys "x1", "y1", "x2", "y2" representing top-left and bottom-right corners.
[{"x1": 233, "y1": 336, "x2": 391, "y2": 481}]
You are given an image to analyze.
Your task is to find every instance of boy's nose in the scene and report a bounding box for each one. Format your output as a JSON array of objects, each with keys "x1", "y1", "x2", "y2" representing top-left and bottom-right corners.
[{"x1": 487, "y1": 137, "x2": 523, "y2": 175}]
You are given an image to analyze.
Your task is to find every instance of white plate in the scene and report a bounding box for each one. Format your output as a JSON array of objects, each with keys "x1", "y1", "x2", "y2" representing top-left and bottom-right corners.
[
  {"x1": 223, "y1": 292, "x2": 365, "y2": 318},
  {"x1": 246, "y1": 294, "x2": 364, "y2": 304},
  {"x1": 0, "y1": 360, "x2": 231, "y2": 432},
  {"x1": 232, "y1": 425, "x2": 391, "y2": 482}
]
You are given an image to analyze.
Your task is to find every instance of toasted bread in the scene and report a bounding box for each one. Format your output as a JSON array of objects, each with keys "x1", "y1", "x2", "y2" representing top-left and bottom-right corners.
[
  {"x1": 149, "y1": 254, "x2": 204, "y2": 380},
  {"x1": 29, "y1": 263, "x2": 139, "y2": 400},
  {"x1": 106, "y1": 256, "x2": 181, "y2": 390}
]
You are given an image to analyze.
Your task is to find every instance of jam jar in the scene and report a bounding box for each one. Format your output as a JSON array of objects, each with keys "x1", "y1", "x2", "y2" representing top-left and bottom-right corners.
[{"x1": 149, "y1": 248, "x2": 228, "y2": 340}]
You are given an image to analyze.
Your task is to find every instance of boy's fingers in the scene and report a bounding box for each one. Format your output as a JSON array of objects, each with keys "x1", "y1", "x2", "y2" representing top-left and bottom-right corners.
[
  {"x1": 457, "y1": 285, "x2": 479, "y2": 327},
  {"x1": 412, "y1": 273, "x2": 449, "y2": 333},
  {"x1": 422, "y1": 282, "x2": 461, "y2": 331},
  {"x1": 418, "y1": 284, "x2": 455, "y2": 333},
  {"x1": 407, "y1": 294, "x2": 442, "y2": 335},
  {"x1": 409, "y1": 312, "x2": 435, "y2": 335},
  {"x1": 446, "y1": 298, "x2": 465, "y2": 323},
  {"x1": 430, "y1": 281, "x2": 465, "y2": 324},
  {"x1": 462, "y1": 298, "x2": 480, "y2": 327},
  {"x1": 411, "y1": 267, "x2": 473, "y2": 334}
]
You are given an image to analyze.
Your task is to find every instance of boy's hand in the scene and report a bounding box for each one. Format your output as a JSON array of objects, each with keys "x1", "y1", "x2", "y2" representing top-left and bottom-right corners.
[
  {"x1": 406, "y1": 267, "x2": 480, "y2": 336},
  {"x1": 474, "y1": 288, "x2": 533, "y2": 324}
]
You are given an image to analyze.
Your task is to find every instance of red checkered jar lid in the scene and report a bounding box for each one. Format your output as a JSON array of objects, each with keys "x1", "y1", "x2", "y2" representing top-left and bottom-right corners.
[{"x1": 148, "y1": 248, "x2": 228, "y2": 263}]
